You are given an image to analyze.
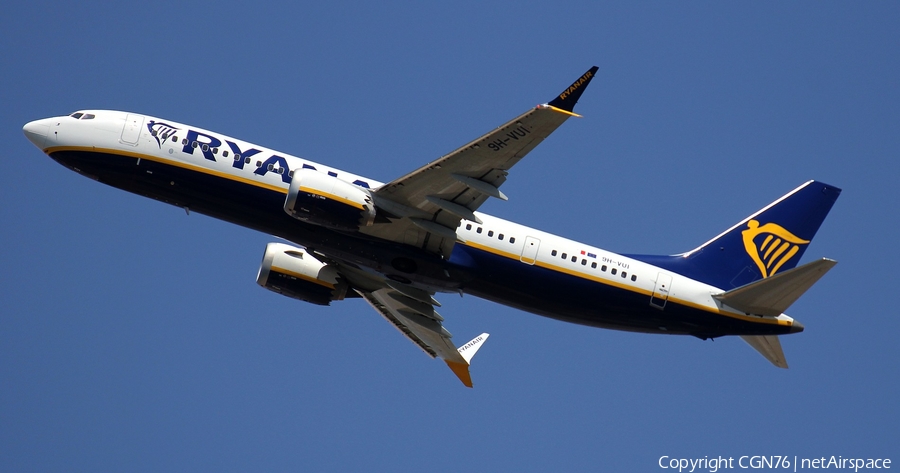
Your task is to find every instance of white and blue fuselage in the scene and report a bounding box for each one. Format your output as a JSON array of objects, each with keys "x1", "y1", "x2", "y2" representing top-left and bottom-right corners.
[{"x1": 22, "y1": 69, "x2": 841, "y2": 382}]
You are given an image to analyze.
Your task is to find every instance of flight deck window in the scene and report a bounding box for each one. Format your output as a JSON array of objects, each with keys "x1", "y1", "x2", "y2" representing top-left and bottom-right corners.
[
  {"x1": 71, "y1": 112, "x2": 83, "y2": 119},
  {"x1": 509, "y1": 237, "x2": 515, "y2": 244},
  {"x1": 82, "y1": 114, "x2": 95, "y2": 120}
]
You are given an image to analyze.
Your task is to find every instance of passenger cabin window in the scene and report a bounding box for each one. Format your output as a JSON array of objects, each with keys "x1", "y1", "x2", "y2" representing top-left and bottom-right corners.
[
  {"x1": 581, "y1": 259, "x2": 587, "y2": 265},
  {"x1": 477, "y1": 227, "x2": 482, "y2": 234},
  {"x1": 509, "y1": 237, "x2": 515, "y2": 244},
  {"x1": 631, "y1": 275, "x2": 637, "y2": 281},
  {"x1": 561, "y1": 253, "x2": 567, "y2": 259},
  {"x1": 498, "y1": 234, "x2": 504, "y2": 241},
  {"x1": 571, "y1": 256, "x2": 576, "y2": 262},
  {"x1": 552, "y1": 250, "x2": 557, "y2": 256},
  {"x1": 601, "y1": 265, "x2": 607, "y2": 272},
  {"x1": 591, "y1": 262, "x2": 597, "y2": 269},
  {"x1": 466, "y1": 224, "x2": 472, "y2": 230},
  {"x1": 488, "y1": 231, "x2": 494, "y2": 237},
  {"x1": 611, "y1": 268, "x2": 617, "y2": 275}
]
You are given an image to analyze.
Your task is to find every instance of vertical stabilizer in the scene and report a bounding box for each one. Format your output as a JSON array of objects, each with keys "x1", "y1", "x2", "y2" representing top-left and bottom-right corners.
[{"x1": 629, "y1": 181, "x2": 841, "y2": 289}]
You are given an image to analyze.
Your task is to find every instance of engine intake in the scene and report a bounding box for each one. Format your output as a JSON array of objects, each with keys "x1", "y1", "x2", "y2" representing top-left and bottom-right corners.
[
  {"x1": 256, "y1": 242, "x2": 350, "y2": 306},
  {"x1": 284, "y1": 168, "x2": 375, "y2": 231}
]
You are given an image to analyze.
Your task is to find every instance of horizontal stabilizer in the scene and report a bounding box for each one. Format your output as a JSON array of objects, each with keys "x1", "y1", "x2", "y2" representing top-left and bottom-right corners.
[
  {"x1": 741, "y1": 335, "x2": 788, "y2": 368},
  {"x1": 714, "y1": 258, "x2": 837, "y2": 317}
]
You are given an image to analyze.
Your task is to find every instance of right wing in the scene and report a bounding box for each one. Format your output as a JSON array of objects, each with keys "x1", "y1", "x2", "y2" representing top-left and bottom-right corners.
[{"x1": 361, "y1": 66, "x2": 599, "y2": 258}]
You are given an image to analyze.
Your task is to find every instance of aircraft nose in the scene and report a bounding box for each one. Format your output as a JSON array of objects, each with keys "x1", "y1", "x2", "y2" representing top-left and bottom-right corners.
[
  {"x1": 23, "y1": 118, "x2": 51, "y2": 150},
  {"x1": 789, "y1": 320, "x2": 804, "y2": 333}
]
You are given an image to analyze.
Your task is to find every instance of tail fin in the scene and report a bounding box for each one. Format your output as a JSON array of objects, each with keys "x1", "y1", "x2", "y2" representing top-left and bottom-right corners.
[{"x1": 630, "y1": 181, "x2": 841, "y2": 289}]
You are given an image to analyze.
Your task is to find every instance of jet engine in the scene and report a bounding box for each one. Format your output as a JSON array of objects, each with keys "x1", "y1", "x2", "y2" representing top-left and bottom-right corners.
[
  {"x1": 284, "y1": 168, "x2": 375, "y2": 231},
  {"x1": 256, "y1": 242, "x2": 350, "y2": 306}
]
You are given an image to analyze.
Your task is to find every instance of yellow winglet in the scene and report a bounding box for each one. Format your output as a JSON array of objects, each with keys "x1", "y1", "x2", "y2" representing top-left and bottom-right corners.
[
  {"x1": 445, "y1": 333, "x2": 490, "y2": 388},
  {"x1": 446, "y1": 360, "x2": 474, "y2": 388}
]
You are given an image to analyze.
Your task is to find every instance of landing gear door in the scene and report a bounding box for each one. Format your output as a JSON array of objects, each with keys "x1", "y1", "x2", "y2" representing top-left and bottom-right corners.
[
  {"x1": 520, "y1": 236, "x2": 540, "y2": 265},
  {"x1": 650, "y1": 272, "x2": 673, "y2": 309},
  {"x1": 120, "y1": 113, "x2": 144, "y2": 146}
]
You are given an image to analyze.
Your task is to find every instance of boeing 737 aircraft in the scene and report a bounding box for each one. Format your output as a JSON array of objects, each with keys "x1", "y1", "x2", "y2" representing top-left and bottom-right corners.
[{"x1": 23, "y1": 67, "x2": 840, "y2": 386}]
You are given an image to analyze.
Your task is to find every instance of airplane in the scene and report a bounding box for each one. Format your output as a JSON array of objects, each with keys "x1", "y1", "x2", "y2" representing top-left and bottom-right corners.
[{"x1": 23, "y1": 66, "x2": 841, "y2": 387}]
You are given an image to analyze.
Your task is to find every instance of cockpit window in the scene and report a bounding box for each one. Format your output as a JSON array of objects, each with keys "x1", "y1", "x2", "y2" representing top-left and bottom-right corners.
[
  {"x1": 70, "y1": 112, "x2": 84, "y2": 119},
  {"x1": 81, "y1": 114, "x2": 95, "y2": 120}
]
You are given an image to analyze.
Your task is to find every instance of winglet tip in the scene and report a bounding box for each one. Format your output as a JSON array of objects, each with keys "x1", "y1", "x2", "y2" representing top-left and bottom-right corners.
[
  {"x1": 447, "y1": 333, "x2": 490, "y2": 387},
  {"x1": 546, "y1": 66, "x2": 599, "y2": 113}
]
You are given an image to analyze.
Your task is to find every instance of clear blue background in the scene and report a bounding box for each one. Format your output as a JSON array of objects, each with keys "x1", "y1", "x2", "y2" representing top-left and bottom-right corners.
[{"x1": 2, "y1": 2, "x2": 897, "y2": 471}]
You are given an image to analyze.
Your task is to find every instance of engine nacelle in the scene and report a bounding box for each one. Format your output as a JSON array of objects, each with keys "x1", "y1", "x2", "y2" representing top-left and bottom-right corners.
[
  {"x1": 256, "y1": 242, "x2": 350, "y2": 306},
  {"x1": 284, "y1": 168, "x2": 375, "y2": 231}
]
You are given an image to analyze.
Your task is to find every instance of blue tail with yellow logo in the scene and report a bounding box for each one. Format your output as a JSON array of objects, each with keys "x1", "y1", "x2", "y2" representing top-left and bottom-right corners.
[{"x1": 629, "y1": 180, "x2": 841, "y2": 289}]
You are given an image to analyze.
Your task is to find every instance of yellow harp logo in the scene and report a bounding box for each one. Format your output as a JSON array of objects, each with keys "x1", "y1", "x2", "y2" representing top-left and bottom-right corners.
[{"x1": 741, "y1": 220, "x2": 809, "y2": 278}]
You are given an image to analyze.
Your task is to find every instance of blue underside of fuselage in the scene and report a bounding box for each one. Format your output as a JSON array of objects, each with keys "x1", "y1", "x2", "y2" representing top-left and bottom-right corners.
[{"x1": 49, "y1": 148, "x2": 795, "y2": 337}]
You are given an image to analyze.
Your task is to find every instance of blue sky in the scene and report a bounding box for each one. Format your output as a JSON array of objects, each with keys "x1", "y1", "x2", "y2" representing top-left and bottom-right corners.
[{"x1": 2, "y1": 2, "x2": 898, "y2": 471}]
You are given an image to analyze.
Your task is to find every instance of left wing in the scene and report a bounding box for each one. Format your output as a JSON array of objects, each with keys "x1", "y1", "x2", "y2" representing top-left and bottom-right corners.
[
  {"x1": 361, "y1": 66, "x2": 599, "y2": 257},
  {"x1": 358, "y1": 286, "x2": 489, "y2": 387}
]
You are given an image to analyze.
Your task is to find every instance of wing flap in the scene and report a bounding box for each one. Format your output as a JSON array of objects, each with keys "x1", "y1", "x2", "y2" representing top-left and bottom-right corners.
[{"x1": 714, "y1": 258, "x2": 837, "y2": 317}]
